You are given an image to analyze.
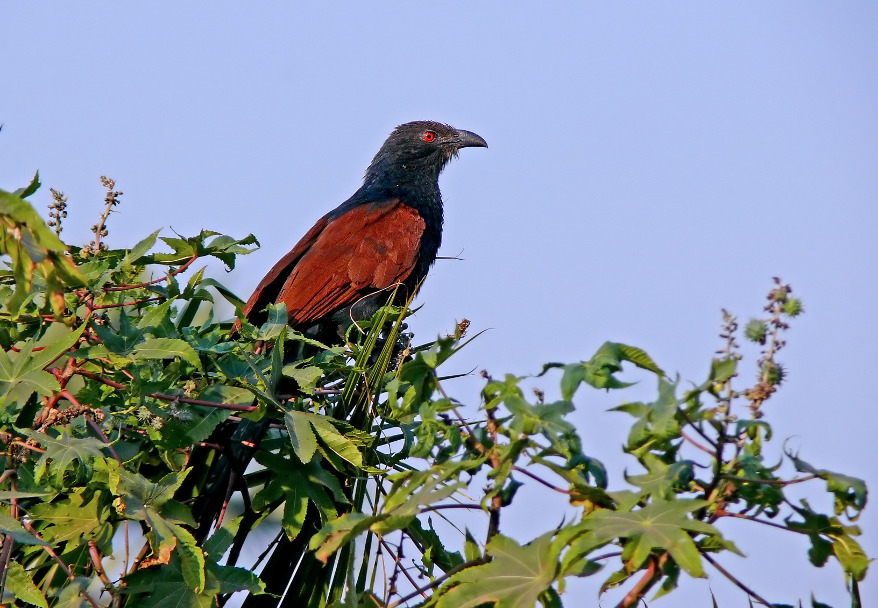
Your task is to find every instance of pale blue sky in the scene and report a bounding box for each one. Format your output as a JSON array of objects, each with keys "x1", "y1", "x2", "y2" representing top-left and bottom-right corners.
[{"x1": 2, "y1": 3, "x2": 876, "y2": 605}]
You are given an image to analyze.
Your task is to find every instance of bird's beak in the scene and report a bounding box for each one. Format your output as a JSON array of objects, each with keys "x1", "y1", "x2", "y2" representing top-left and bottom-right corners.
[{"x1": 450, "y1": 129, "x2": 488, "y2": 149}]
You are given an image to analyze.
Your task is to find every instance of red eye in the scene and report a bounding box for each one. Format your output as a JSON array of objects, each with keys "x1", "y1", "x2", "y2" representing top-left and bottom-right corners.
[{"x1": 423, "y1": 131, "x2": 436, "y2": 142}]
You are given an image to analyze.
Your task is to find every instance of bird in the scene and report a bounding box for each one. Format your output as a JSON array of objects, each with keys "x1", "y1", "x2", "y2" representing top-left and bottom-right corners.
[
  {"x1": 239, "y1": 120, "x2": 487, "y2": 339},
  {"x1": 192, "y1": 123, "x2": 486, "y2": 604}
]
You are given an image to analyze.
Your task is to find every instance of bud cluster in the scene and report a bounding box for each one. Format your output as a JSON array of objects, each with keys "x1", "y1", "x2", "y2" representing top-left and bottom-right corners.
[{"x1": 47, "y1": 188, "x2": 68, "y2": 236}]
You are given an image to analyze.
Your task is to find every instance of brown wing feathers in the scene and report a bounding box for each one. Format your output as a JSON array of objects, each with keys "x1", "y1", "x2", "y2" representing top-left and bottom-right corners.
[{"x1": 242, "y1": 200, "x2": 425, "y2": 329}]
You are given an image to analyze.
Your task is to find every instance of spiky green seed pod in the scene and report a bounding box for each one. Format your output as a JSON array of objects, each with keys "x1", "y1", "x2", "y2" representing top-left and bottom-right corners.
[
  {"x1": 783, "y1": 297, "x2": 804, "y2": 317},
  {"x1": 745, "y1": 319, "x2": 767, "y2": 344},
  {"x1": 762, "y1": 362, "x2": 786, "y2": 386}
]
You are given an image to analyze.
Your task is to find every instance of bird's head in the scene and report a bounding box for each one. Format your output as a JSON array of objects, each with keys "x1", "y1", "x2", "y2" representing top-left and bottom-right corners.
[{"x1": 364, "y1": 121, "x2": 487, "y2": 189}]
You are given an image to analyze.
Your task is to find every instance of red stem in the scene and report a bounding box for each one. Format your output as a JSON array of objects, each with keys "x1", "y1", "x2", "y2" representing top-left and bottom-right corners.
[
  {"x1": 103, "y1": 254, "x2": 199, "y2": 291},
  {"x1": 76, "y1": 369, "x2": 257, "y2": 412}
]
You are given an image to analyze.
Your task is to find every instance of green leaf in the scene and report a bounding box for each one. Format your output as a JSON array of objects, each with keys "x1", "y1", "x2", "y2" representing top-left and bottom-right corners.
[
  {"x1": 259, "y1": 303, "x2": 289, "y2": 341},
  {"x1": 578, "y1": 500, "x2": 719, "y2": 577},
  {"x1": 625, "y1": 454, "x2": 695, "y2": 500},
  {"x1": 30, "y1": 323, "x2": 87, "y2": 371},
  {"x1": 131, "y1": 337, "x2": 203, "y2": 371},
  {"x1": 28, "y1": 489, "x2": 107, "y2": 544},
  {"x1": 558, "y1": 341, "x2": 662, "y2": 399},
  {"x1": 202, "y1": 516, "x2": 242, "y2": 559},
  {"x1": 284, "y1": 410, "x2": 318, "y2": 463},
  {"x1": 282, "y1": 481, "x2": 310, "y2": 541},
  {"x1": 311, "y1": 512, "x2": 384, "y2": 563},
  {"x1": 464, "y1": 529, "x2": 481, "y2": 563},
  {"x1": 175, "y1": 524, "x2": 207, "y2": 592},
  {"x1": 786, "y1": 450, "x2": 868, "y2": 515},
  {"x1": 832, "y1": 532, "x2": 869, "y2": 581},
  {"x1": 3, "y1": 560, "x2": 48, "y2": 608},
  {"x1": 735, "y1": 419, "x2": 772, "y2": 441},
  {"x1": 709, "y1": 357, "x2": 737, "y2": 383},
  {"x1": 129, "y1": 228, "x2": 162, "y2": 262},
  {"x1": 51, "y1": 577, "x2": 90, "y2": 608},
  {"x1": 437, "y1": 533, "x2": 558, "y2": 608},
  {"x1": 282, "y1": 363, "x2": 324, "y2": 394},
  {"x1": 0, "y1": 511, "x2": 49, "y2": 545},
  {"x1": 612, "y1": 376, "x2": 682, "y2": 456},
  {"x1": 613, "y1": 343, "x2": 666, "y2": 376},
  {"x1": 198, "y1": 383, "x2": 251, "y2": 408},
  {"x1": 22, "y1": 430, "x2": 106, "y2": 488},
  {"x1": 106, "y1": 461, "x2": 197, "y2": 571},
  {"x1": 122, "y1": 554, "x2": 215, "y2": 608},
  {"x1": 0, "y1": 331, "x2": 83, "y2": 407},
  {"x1": 407, "y1": 518, "x2": 465, "y2": 574},
  {"x1": 0, "y1": 490, "x2": 54, "y2": 500},
  {"x1": 284, "y1": 409, "x2": 363, "y2": 468},
  {"x1": 13, "y1": 171, "x2": 41, "y2": 199}
]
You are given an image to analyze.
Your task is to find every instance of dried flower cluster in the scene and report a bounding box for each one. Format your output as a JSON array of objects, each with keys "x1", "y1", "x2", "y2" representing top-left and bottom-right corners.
[
  {"x1": 81, "y1": 175, "x2": 123, "y2": 257},
  {"x1": 47, "y1": 188, "x2": 68, "y2": 236}
]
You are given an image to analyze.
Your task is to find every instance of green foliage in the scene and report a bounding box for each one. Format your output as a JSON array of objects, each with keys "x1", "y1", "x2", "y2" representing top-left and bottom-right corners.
[{"x1": 0, "y1": 178, "x2": 868, "y2": 608}]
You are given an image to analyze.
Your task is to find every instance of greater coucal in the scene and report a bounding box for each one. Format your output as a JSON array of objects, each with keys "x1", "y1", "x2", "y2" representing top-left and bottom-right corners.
[
  {"x1": 193, "y1": 123, "x2": 486, "y2": 606},
  {"x1": 241, "y1": 120, "x2": 487, "y2": 338}
]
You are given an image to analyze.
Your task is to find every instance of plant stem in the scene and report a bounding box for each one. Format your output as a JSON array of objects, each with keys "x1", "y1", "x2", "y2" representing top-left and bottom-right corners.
[
  {"x1": 702, "y1": 552, "x2": 773, "y2": 606},
  {"x1": 616, "y1": 555, "x2": 661, "y2": 608}
]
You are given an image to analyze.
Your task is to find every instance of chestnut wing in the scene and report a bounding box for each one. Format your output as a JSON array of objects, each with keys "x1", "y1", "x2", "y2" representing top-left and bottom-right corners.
[
  {"x1": 244, "y1": 200, "x2": 425, "y2": 328},
  {"x1": 241, "y1": 216, "x2": 328, "y2": 326}
]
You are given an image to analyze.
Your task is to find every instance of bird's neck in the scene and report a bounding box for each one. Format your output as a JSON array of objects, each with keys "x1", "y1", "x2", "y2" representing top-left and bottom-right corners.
[{"x1": 361, "y1": 166, "x2": 444, "y2": 218}]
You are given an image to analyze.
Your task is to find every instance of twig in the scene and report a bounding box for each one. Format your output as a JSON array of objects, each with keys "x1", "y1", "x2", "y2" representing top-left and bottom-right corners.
[
  {"x1": 681, "y1": 429, "x2": 715, "y2": 455},
  {"x1": 434, "y1": 376, "x2": 487, "y2": 454},
  {"x1": 85, "y1": 414, "x2": 123, "y2": 463},
  {"x1": 0, "y1": 535, "x2": 13, "y2": 597},
  {"x1": 722, "y1": 474, "x2": 817, "y2": 486},
  {"x1": 387, "y1": 558, "x2": 485, "y2": 608},
  {"x1": 75, "y1": 369, "x2": 258, "y2": 412},
  {"x1": 103, "y1": 254, "x2": 199, "y2": 291},
  {"x1": 8, "y1": 344, "x2": 46, "y2": 353},
  {"x1": 380, "y1": 536, "x2": 426, "y2": 602},
  {"x1": 678, "y1": 407, "x2": 717, "y2": 448},
  {"x1": 718, "y1": 511, "x2": 809, "y2": 535},
  {"x1": 511, "y1": 465, "x2": 575, "y2": 495},
  {"x1": 419, "y1": 503, "x2": 483, "y2": 513},
  {"x1": 21, "y1": 521, "x2": 102, "y2": 608},
  {"x1": 128, "y1": 540, "x2": 152, "y2": 575},
  {"x1": 10, "y1": 441, "x2": 46, "y2": 454},
  {"x1": 702, "y1": 552, "x2": 773, "y2": 606},
  {"x1": 87, "y1": 540, "x2": 113, "y2": 588},
  {"x1": 123, "y1": 520, "x2": 130, "y2": 578},
  {"x1": 90, "y1": 297, "x2": 162, "y2": 310},
  {"x1": 616, "y1": 555, "x2": 661, "y2": 608},
  {"x1": 485, "y1": 407, "x2": 503, "y2": 542}
]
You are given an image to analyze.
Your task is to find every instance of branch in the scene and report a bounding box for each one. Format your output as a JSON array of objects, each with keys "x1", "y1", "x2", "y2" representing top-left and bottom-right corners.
[
  {"x1": 103, "y1": 254, "x2": 199, "y2": 291},
  {"x1": 678, "y1": 407, "x2": 717, "y2": 448},
  {"x1": 718, "y1": 511, "x2": 810, "y2": 535},
  {"x1": 22, "y1": 521, "x2": 102, "y2": 608},
  {"x1": 387, "y1": 558, "x2": 486, "y2": 608},
  {"x1": 722, "y1": 474, "x2": 818, "y2": 486},
  {"x1": 90, "y1": 297, "x2": 162, "y2": 310},
  {"x1": 87, "y1": 540, "x2": 113, "y2": 588},
  {"x1": 485, "y1": 407, "x2": 503, "y2": 542},
  {"x1": 681, "y1": 429, "x2": 715, "y2": 455},
  {"x1": 703, "y1": 552, "x2": 773, "y2": 607},
  {"x1": 75, "y1": 369, "x2": 258, "y2": 412},
  {"x1": 511, "y1": 464, "x2": 575, "y2": 495},
  {"x1": 616, "y1": 555, "x2": 662, "y2": 608},
  {"x1": 419, "y1": 503, "x2": 483, "y2": 513},
  {"x1": 380, "y1": 537, "x2": 427, "y2": 602},
  {"x1": 84, "y1": 413, "x2": 123, "y2": 463}
]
